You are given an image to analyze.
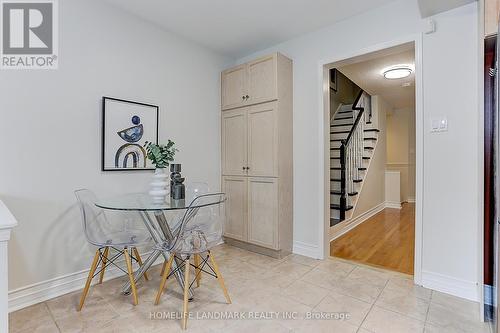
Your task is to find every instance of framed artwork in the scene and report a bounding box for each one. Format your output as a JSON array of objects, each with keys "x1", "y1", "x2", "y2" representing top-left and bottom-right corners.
[{"x1": 102, "y1": 97, "x2": 159, "y2": 171}]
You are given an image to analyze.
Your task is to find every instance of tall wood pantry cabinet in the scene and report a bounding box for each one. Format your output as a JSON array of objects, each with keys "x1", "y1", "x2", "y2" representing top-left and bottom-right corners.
[{"x1": 221, "y1": 53, "x2": 293, "y2": 258}]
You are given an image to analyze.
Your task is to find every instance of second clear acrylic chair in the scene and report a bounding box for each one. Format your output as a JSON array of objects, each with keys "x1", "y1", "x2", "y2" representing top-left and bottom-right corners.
[
  {"x1": 75, "y1": 189, "x2": 152, "y2": 310},
  {"x1": 159, "y1": 182, "x2": 210, "y2": 278},
  {"x1": 185, "y1": 182, "x2": 210, "y2": 202},
  {"x1": 154, "y1": 192, "x2": 230, "y2": 330}
]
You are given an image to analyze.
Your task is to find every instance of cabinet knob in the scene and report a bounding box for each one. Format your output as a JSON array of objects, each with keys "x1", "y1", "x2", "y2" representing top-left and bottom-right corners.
[
  {"x1": 245, "y1": 95, "x2": 249, "y2": 99},
  {"x1": 242, "y1": 96, "x2": 245, "y2": 100}
]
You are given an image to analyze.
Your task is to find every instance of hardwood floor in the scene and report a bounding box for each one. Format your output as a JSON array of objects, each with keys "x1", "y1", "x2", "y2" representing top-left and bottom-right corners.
[{"x1": 330, "y1": 203, "x2": 415, "y2": 275}]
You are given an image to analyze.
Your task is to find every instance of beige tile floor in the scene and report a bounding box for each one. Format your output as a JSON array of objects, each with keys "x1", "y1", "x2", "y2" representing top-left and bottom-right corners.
[{"x1": 9, "y1": 244, "x2": 491, "y2": 333}]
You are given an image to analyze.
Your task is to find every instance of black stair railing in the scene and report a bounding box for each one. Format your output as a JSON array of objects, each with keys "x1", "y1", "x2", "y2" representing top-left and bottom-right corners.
[{"x1": 339, "y1": 90, "x2": 369, "y2": 220}]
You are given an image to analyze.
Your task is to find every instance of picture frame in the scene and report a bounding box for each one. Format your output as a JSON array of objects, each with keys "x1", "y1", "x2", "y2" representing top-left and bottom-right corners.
[{"x1": 101, "y1": 97, "x2": 159, "y2": 171}]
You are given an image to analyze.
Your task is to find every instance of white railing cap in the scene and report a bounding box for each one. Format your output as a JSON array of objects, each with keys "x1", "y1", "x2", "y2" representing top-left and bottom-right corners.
[{"x1": 0, "y1": 200, "x2": 18, "y2": 230}]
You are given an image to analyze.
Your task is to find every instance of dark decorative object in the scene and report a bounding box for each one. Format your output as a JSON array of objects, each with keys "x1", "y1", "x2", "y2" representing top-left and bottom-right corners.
[
  {"x1": 102, "y1": 97, "x2": 159, "y2": 171},
  {"x1": 170, "y1": 164, "x2": 185, "y2": 200}
]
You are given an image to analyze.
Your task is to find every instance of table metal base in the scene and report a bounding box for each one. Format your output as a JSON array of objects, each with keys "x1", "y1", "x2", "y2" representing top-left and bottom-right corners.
[{"x1": 121, "y1": 211, "x2": 194, "y2": 299}]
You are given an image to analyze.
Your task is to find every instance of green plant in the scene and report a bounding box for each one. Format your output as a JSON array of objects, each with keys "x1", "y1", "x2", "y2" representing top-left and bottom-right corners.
[{"x1": 144, "y1": 140, "x2": 178, "y2": 169}]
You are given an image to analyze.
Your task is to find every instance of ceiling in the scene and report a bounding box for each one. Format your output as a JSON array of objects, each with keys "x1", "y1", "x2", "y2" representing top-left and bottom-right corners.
[
  {"x1": 338, "y1": 45, "x2": 415, "y2": 109},
  {"x1": 103, "y1": 0, "x2": 396, "y2": 58},
  {"x1": 418, "y1": 0, "x2": 476, "y2": 18}
]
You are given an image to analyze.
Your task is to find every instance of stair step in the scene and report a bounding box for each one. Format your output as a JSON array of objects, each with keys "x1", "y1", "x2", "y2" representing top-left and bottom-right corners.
[
  {"x1": 364, "y1": 147, "x2": 374, "y2": 150},
  {"x1": 338, "y1": 110, "x2": 353, "y2": 114},
  {"x1": 330, "y1": 218, "x2": 342, "y2": 227},
  {"x1": 331, "y1": 191, "x2": 358, "y2": 196},
  {"x1": 330, "y1": 139, "x2": 343, "y2": 142},
  {"x1": 339, "y1": 104, "x2": 353, "y2": 112},
  {"x1": 366, "y1": 121, "x2": 372, "y2": 124},
  {"x1": 334, "y1": 116, "x2": 353, "y2": 121},
  {"x1": 331, "y1": 167, "x2": 366, "y2": 172},
  {"x1": 331, "y1": 204, "x2": 353, "y2": 211},
  {"x1": 330, "y1": 178, "x2": 362, "y2": 184},
  {"x1": 330, "y1": 147, "x2": 341, "y2": 151},
  {"x1": 331, "y1": 123, "x2": 353, "y2": 127},
  {"x1": 330, "y1": 130, "x2": 350, "y2": 134},
  {"x1": 364, "y1": 129, "x2": 380, "y2": 133},
  {"x1": 364, "y1": 138, "x2": 377, "y2": 141},
  {"x1": 332, "y1": 156, "x2": 370, "y2": 160}
]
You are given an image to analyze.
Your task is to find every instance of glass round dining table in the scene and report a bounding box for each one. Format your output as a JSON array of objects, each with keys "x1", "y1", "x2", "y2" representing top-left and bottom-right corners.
[
  {"x1": 95, "y1": 193, "x2": 208, "y2": 211},
  {"x1": 94, "y1": 193, "x2": 223, "y2": 299}
]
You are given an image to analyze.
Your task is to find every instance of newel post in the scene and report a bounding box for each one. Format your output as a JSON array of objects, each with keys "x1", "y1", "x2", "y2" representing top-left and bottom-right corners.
[
  {"x1": 339, "y1": 140, "x2": 347, "y2": 221},
  {"x1": 0, "y1": 200, "x2": 17, "y2": 333}
]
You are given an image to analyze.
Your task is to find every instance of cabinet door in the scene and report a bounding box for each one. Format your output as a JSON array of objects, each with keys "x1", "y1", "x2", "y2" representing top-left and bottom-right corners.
[
  {"x1": 222, "y1": 108, "x2": 247, "y2": 176},
  {"x1": 247, "y1": 177, "x2": 278, "y2": 249},
  {"x1": 222, "y1": 176, "x2": 247, "y2": 241},
  {"x1": 247, "y1": 103, "x2": 278, "y2": 177},
  {"x1": 247, "y1": 54, "x2": 277, "y2": 105},
  {"x1": 222, "y1": 65, "x2": 247, "y2": 110}
]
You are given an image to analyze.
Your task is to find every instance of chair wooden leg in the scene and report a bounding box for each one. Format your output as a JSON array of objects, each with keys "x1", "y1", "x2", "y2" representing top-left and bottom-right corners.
[
  {"x1": 124, "y1": 248, "x2": 138, "y2": 306},
  {"x1": 160, "y1": 260, "x2": 167, "y2": 276},
  {"x1": 78, "y1": 249, "x2": 101, "y2": 311},
  {"x1": 98, "y1": 247, "x2": 109, "y2": 284},
  {"x1": 193, "y1": 254, "x2": 201, "y2": 288},
  {"x1": 208, "y1": 251, "x2": 231, "y2": 304},
  {"x1": 133, "y1": 248, "x2": 149, "y2": 281},
  {"x1": 182, "y1": 257, "x2": 191, "y2": 330},
  {"x1": 155, "y1": 254, "x2": 174, "y2": 305}
]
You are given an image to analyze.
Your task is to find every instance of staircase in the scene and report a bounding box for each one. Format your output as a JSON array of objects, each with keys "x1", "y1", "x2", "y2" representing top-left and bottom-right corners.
[{"x1": 330, "y1": 91, "x2": 378, "y2": 226}]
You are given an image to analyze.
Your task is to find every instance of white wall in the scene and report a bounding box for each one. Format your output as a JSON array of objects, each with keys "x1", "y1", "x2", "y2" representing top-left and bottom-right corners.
[
  {"x1": 236, "y1": 1, "x2": 481, "y2": 300},
  {"x1": 0, "y1": 0, "x2": 231, "y2": 296},
  {"x1": 386, "y1": 107, "x2": 416, "y2": 202},
  {"x1": 421, "y1": 4, "x2": 480, "y2": 300}
]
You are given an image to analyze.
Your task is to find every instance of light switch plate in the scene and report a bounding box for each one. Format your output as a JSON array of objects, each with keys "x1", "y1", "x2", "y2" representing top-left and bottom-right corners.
[{"x1": 430, "y1": 117, "x2": 448, "y2": 132}]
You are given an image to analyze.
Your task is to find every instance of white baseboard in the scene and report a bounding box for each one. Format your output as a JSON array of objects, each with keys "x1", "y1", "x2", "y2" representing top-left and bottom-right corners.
[
  {"x1": 293, "y1": 241, "x2": 321, "y2": 259},
  {"x1": 8, "y1": 251, "x2": 163, "y2": 313},
  {"x1": 330, "y1": 202, "x2": 386, "y2": 241},
  {"x1": 385, "y1": 201, "x2": 402, "y2": 209},
  {"x1": 407, "y1": 197, "x2": 416, "y2": 203},
  {"x1": 421, "y1": 270, "x2": 479, "y2": 302}
]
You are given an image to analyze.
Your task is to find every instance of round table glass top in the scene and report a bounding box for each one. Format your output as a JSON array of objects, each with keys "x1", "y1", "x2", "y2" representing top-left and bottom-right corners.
[{"x1": 94, "y1": 193, "x2": 220, "y2": 211}]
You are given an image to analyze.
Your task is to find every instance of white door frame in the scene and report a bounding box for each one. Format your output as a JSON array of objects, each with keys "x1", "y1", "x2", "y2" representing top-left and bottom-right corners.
[{"x1": 316, "y1": 33, "x2": 424, "y2": 285}]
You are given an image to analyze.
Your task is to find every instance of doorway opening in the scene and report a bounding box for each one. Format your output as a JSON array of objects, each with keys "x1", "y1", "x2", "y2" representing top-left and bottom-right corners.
[{"x1": 324, "y1": 42, "x2": 417, "y2": 276}]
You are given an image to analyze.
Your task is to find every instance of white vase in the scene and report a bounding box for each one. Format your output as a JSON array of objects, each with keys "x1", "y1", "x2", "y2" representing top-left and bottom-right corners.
[{"x1": 149, "y1": 168, "x2": 169, "y2": 204}]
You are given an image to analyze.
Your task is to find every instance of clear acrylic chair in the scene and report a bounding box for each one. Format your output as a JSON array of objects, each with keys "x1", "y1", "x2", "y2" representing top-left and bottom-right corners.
[
  {"x1": 185, "y1": 182, "x2": 209, "y2": 202},
  {"x1": 158, "y1": 182, "x2": 210, "y2": 278},
  {"x1": 154, "y1": 192, "x2": 230, "y2": 330},
  {"x1": 74, "y1": 189, "x2": 152, "y2": 310}
]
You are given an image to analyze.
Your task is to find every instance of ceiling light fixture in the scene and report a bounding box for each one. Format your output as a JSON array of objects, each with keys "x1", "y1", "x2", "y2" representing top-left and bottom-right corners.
[{"x1": 383, "y1": 65, "x2": 413, "y2": 79}]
